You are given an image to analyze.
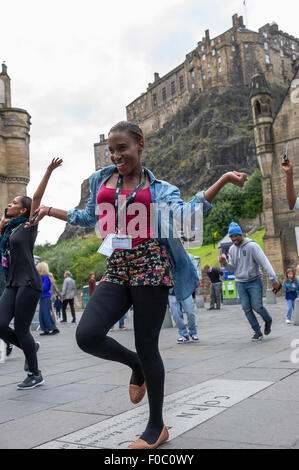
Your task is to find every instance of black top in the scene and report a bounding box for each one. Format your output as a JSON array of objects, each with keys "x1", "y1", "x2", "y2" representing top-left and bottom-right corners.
[
  {"x1": 206, "y1": 268, "x2": 223, "y2": 284},
  {"x1": 6, "y1": 223, "x2": 42, "y2": 292}
]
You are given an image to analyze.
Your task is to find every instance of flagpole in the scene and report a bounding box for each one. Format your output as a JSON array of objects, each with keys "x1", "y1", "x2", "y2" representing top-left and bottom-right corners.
[{"x1": 243, "y1": 0, "x2": 249, "y2": 29}]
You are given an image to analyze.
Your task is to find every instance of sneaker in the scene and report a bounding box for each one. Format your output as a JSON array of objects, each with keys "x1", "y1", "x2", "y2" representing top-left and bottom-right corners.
[
  {"x1": 190, "y1": 334, "x2": 199, "y2": 341},
  {"x1": 207, "y1": 308, "x2": 215, "y2": 311},
  {"x1": 6, "y1": 343, "x2": 13, "y2": 357},
  {"x1": 119, "y1": 326, "x2": 127, "y2": 330},
  {"x1": 24, "y1": 342, "x2": 40, "y2": 372},
  {"x1": 39, "y1": 331, "x2": 49, "y2": 336},
  {"x1": 251, "y1": 331, "x2": 263, "y2": 342},
  {"x1": 17, "y1": 372, "x2": 44, "y2": 390},
  {"x1": 177, "y1": 336, "x2": 190, "y2": 344},
  {"x1": 264, "y1": 320, "x2": 272, "y2": 336},
  {"x1": 286, "y1": 319, "x2": 292, "y2": 324}
]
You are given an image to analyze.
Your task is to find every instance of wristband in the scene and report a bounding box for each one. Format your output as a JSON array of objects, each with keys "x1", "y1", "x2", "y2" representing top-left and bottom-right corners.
[{"x1": 48, "y1": 207, "x2": 53, "y2": 217}]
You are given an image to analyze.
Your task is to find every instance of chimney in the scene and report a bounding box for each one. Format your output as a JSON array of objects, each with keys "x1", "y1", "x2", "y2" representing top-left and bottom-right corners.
[
  {"x1": 154, "y1": 72, "x2": 160, "y2": 82},
  {"x1": 99, "y1": 134, "x2": 105, "y2": 143},
  {"x1": 232, "y1": 14, "x2": 239, "y2": 29},
  {"x1": 205, "y1": 29, "x2": 210, "y2": 42}
]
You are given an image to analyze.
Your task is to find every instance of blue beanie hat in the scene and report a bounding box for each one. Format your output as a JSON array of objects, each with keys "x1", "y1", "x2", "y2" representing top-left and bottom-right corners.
[{"x1": 228, "y1": 222, "x2": 242, "y2": 237}]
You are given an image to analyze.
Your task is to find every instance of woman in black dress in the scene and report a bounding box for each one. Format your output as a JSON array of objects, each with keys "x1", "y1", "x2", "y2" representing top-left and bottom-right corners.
[{"x1": 0, "y1": 158, "x2": 62, "y2": 389}]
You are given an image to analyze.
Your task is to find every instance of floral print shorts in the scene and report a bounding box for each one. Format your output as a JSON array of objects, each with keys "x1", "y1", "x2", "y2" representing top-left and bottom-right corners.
[{"x1": 101, "y1": 239, "x2": 174, "y2": 287}]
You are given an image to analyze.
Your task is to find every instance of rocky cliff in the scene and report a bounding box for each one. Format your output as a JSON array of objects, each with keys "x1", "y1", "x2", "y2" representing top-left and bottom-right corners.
[{"x1": 59, "y1": 84, "x2": 286, "y2": 241}]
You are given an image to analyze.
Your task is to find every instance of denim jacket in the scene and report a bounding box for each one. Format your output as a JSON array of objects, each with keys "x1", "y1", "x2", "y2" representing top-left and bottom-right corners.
[{"x1": 67, "y1": 165, "x2": 213, "y2": 301}]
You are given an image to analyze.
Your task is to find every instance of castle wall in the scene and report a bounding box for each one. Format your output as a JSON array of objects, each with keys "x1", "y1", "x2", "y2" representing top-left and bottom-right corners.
[{"x1": 126, "y1": 15, "x2": 299, "y2": 135}]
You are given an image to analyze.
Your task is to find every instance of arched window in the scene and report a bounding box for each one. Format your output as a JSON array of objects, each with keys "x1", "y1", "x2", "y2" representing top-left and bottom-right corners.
[{"x1": 255, "y1": 100, "x2": 262, "y2": 116}]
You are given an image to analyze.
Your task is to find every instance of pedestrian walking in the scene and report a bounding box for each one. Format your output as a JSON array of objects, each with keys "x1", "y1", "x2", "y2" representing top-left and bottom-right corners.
[
  {"x1": 37, "y1": 263, "x2": 60, "y2": 336},
  {"x1": 54, "y1": 296, "x2": 62, "y2": 319},
  {"x1": 28, "y1": 120, "x2": 248, "y2": 448},
  {"x1": 0, "y1": 158, "x2": 62, "y2": 389},
  {"x1": 61, "y1": 271, "x2": 76, "y2": 323},
  {"x1": 168, "y1": 288, "x2": 198, "y2": 343},
  {"x1": 220, "y1": 222, "x2": 281, "y2": 342},
  {"x1": 284, "y1": 268, "x2": 299, "y2": 324},
  {"x1": 89, "y1": 272, "x2": 96, "y2": 296},
  {"x1": 204, "y1": 264, "x2": 223, "y2": 310}
]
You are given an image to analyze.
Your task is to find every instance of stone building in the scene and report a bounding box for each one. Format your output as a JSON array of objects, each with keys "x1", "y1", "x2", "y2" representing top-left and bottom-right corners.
[
  {"x1": 0, "y1": 63, "x2": 31, "y2": 211},
  {"x1": 94, "y1": 14, "x2": 299, "y2": 170},
  {"x1": 250, "y1": 58, "x2": 299, "y2": 279},
  {"x1": 127, "y1": 14, "x2": 299, "y2": 135}
]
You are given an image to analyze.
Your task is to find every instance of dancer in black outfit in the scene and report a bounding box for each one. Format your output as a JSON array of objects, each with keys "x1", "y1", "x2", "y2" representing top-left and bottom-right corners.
[{"x1": 0, "y1": 158, "x2": 62, "y2": 389}]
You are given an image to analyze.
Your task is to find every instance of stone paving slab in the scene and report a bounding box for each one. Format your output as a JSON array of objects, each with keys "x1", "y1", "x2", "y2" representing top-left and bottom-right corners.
[{"x1": 1, "y1": 300, "x2": 299, "y2": 449}]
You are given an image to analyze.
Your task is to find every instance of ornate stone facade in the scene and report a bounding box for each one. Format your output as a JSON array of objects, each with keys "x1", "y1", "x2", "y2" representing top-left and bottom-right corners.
[
  {"x1": 0, "y1": 63, "x2": 31, "y2": 212},
  {"x1": 250, "y1": 58, "x2": 299, "y2": 280}
]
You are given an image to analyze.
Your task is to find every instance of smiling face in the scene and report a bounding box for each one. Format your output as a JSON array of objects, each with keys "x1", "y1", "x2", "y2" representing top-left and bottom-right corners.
[
  {"x1": 6, "y1": 196, "x2": 28, "y2": 219},
  {"x1": 230, "y1": 234, "x2": 244, "y2": 246},
  {"x1": 108, "y1": 130, "x2": 144, "y2": 177}
]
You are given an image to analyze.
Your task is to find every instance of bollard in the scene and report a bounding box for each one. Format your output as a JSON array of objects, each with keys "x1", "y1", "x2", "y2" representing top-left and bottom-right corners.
[
  {"x1": 266, "y1": 289, "x2": 277, "y2": 305},
  {"x1": 162, "y1": 305, "x2": 174, "y2": 329},
  {"x1": 293, "y1": 298, "x2": 299, "y2": 326},
  {"x1": 196, "y1": 295, "x2": 205, "y2": 309},
  {"x1": 0, "y1": 340, "x2": 6, "y2": 364}
]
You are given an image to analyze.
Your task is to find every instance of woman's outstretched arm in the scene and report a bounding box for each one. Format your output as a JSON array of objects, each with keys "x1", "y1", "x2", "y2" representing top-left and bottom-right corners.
[
  {"x1": 204, "y1": 171, "x2": 248, "y2": 203},
  {"x1": 29, "y1": 158, "x2": 63, "y2": 220}
]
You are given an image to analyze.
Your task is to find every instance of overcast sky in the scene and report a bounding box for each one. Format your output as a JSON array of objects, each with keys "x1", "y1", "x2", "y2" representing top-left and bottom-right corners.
[{"x1": 1, "y1": 0, "x2": 298, "y2": 244}]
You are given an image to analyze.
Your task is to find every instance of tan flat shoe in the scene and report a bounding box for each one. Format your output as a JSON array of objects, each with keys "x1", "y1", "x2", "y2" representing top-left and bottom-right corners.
[
  {"x1": 129, "y1": 381, "x2": 146, "y2": 404},
  {"x1": 128, "y1": 425, "x2": 169, "y2": 449}
]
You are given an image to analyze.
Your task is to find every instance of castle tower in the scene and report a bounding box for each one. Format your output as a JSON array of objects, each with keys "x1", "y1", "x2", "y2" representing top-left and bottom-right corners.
[
  {"x1": 0, "y1": 63, "x2": 31, "y2": 211},
  {"x1": 250, "y1": 70, "x2": 284, "y2": 278}
]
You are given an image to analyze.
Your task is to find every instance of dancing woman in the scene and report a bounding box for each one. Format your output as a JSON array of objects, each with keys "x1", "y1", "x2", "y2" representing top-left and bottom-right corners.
[
  {"x1": 29, "y1": 121, "x2": 247, "y2": 447},
  {"x1": 0, "y1": 158, "x2": 62, "y2": 389}
]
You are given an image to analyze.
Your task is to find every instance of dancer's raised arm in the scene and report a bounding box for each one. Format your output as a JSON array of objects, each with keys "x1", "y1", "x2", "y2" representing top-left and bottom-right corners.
[
  {"x1": 204, "y1": 171, "x2": 248, "y2": 203},
  {"x1": 29, "y1": 158, "x2": 63, "y2": 220}
]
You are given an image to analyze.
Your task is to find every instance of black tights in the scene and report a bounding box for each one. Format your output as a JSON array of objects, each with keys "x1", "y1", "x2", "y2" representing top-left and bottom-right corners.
[
  {"x1": 0, "y1": 286, "x2": 40, "y2": 374},
  {"x1": 76, "y1": 282, "x2": 169, "y2": 444}
]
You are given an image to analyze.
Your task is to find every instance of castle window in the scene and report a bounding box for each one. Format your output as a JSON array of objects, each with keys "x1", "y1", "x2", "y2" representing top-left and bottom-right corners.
[
  {"x1": 245, "y1": 53, "x2": 251, "y2": 60},
  {"x1": 208, "y1": 72, "x2": 212, "y2": 77},
  {"x1": 162, "y1": 87, "x2": 167, "y2": 102},
  {"x1": 293, "y1": 54, "x2": 296, "y2": 61},
  {"x1": 208, "y1": 63, "x2": 210, "y2": 68},
  {"x1": 191, "y1": 83, "x2": 195, "y2": 89},
  {"x1": 211, "y1": 39, "x2": 215, "y2": 46},
  {"x1": 171, "y1": 81, "x2": 176, "y2": 96},
  {"x1": 245, "y1": 43, "x2": 249, "y2": 48},
  {"x1": 232, "y1": 35, "x2": 235, "y2": 41},
  {"x1": 232, "y1": 45, "x2": 236, "y2": 52},
  {"x1": 217, "y1": 57, "x2": 222, "y2": 64},
  {"x1": 201, "y1": 45, "x2": 205, "y2": 51},
  {"x1": 280, "y1": 49, "x2": 284, "y2": 57},
  {"x1": 203, "y1": 75, "x2": 206, "y2": 80},
  {"x1": 280, "y1": 40, "x2": 284, "y2": 46},
  {"x1": 191, "y1": 70, "x2": 195, "y2": 77},
  {"x1": 265, "y1": 54, "x2": 270, "y2": 64},
  {"x1": 292, "y1": 44, "x2": 295, "y2": 50},
  {"x1": 264, "y1": 42, "x2": 269, "y2": 50},
  {"x1": 202, "y1": 54, "x2": 206, "y2": 61},
  {"x1": 212, "y1": 49, "x2": 216, "y2": 56},
  {"x1": 218, "y1": 66, "x2": 222, "y2": 73},
  {"x1": 263, "y1": 32, "x2": 268, "y2": 38},
  {"x1": 189, "y1": 60, "x2": 193, "y2": 67},
  {"x1": 179, "y1": 76, "x2": 184, "y2": 91},
  {"x1": 153, "y1": 93, "x2": 158, "y2": 107},
  {"x1": 255, "y1": 100, "x2": 262, "y2": 116}
]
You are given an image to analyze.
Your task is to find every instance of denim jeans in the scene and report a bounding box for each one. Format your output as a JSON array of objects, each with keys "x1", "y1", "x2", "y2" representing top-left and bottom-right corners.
[
  {"x1": 236, "y1": 279, "x2": 272, "y2": 333},
  {"x1": 168, "y1": 294, "x2": 197, "y2": 337},
  {"x1": 286, "y1": 299, "x2": 295, "y2": 321}
]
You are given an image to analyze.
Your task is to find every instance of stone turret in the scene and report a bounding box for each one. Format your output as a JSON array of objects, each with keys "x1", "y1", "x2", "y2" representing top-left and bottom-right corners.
[{"x1": 0, "y1": 63, "x2": 31, "y2": 210}]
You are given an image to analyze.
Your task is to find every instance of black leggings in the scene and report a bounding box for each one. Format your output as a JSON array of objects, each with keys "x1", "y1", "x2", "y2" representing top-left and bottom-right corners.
[
  {"x1": 0, "y1": 286, "x2": 40, "y2": 374},
  {"x1": 76, "y1": 281, "x2": 169, "y2": 443}
]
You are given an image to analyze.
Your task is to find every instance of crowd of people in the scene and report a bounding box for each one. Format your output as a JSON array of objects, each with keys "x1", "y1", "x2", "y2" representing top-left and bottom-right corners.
[{"x1": 0, "y1": 120, "x2": 297, "y2": 449}]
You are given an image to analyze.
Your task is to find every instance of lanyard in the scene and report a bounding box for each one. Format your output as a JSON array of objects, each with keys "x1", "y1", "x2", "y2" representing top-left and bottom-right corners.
[{"x1": 115, "y1": 168, "x2": 145, "y2": 233}]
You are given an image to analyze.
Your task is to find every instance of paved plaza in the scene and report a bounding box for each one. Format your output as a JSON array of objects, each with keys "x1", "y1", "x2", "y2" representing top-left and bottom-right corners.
[{"x1": 1, "y1": 298, "x2": 299, "y2": 449}]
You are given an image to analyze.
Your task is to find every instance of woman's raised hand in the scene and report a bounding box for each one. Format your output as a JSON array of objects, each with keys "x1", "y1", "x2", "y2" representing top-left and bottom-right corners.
[
  {"x1": 225, "y1": 171, "x2": 248, "y2": 187},
  {"x1": 47, "y1": 158, "x2": 63, "y2": 172}
]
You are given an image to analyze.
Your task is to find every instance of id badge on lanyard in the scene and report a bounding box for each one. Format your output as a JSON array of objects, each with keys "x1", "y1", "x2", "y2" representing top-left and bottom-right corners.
[{"x1": 97, "y1": 169, "x2": 145, "y2": 256}]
